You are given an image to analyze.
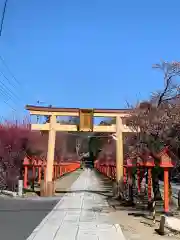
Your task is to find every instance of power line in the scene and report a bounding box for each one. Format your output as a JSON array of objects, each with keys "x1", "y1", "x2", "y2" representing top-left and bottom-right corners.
[
  {"x1": 0, "y1": 71, "x2": 23, "y2": 112},
  {"x1": 0, "y1": 65, "x2": 29, "y2": 113},
  {"x1": 0, "y1": 0, "x2": 8, "y2": 37},
  {"x1": 0, "y1": 56, "x2": 25, "y2": 99},
  {"x1": 0, "y1": 55, "x2": 35, "y2": 108},
  {"x1": 0, "y1": 67, "x2": 19, "y2": 89},
  {"x1": 0, "y1": 0, "x2": 38, "y2": 111},
  {"x1": 0, "y1": 72, "x2": 23, "y2": 103},
  {"x1": 0, "y1": 86, "x2": 16, "y2": 112},
  {"x1": 0, "y1": 55, "x2": 21, "y2": 86},
  {"x1": 0, "y1": 0, "x2": 26, "y2": 114},
  {"x1": 0, "y1": 89, "x2": 17, "y2": 112},
  {"x1": 0, "y1": 57, "x2": 27, "y2": 108},
  {"x1": 1, "y1": 98, "x2": 15, "y2": 111},
  {"x1": 0, "y1": 0, "x2": 27, "y2": 104}
]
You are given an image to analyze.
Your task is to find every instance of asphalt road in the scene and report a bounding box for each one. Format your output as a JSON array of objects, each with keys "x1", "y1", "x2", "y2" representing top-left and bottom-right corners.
[
  {"x1": 0, "y1": 197, "x2": 59, "y2": 240},
  {"x1": 0, "y1": 169, "x2": 82, "y2": 240}
]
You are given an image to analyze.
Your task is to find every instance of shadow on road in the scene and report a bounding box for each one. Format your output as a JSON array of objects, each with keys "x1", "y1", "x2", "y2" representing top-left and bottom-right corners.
[{"x1": 55, "y1": 189, "x2": 112, "y2": 197}]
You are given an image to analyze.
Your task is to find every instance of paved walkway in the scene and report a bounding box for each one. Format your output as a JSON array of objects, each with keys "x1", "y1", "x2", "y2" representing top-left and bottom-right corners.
[{"x1": 27, "y1": 169, "x2": 126, "y2": 240}]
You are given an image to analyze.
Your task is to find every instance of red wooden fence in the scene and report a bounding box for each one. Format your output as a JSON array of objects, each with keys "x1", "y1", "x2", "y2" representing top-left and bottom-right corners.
[{"x1": 23, "y1": 156, "x2": 80, "y2": 189}]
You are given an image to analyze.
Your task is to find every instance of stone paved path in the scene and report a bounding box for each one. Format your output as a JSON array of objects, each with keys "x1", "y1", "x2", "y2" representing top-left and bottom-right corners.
[{"x1": 27, "y1": 169, "x2": 126, "y2": 240}]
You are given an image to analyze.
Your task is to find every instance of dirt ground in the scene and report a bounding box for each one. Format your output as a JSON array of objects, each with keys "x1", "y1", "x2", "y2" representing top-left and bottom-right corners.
[
  {"x1": 95, "y1": 171, "x2": 180, "y2": 240},
  {"x1": 108, "y1": 202, "x2": 179, "y2": 240}
]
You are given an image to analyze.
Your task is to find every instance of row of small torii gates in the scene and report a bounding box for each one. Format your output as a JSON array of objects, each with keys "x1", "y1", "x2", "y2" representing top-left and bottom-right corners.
[{"x1": 26, "y1": 105, "x2": 132, "y2": 196}]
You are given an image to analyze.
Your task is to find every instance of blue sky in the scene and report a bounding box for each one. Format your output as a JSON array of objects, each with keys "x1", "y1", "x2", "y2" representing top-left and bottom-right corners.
[{"x1": 0, "y1": 0, "x2": 180, "y2": 119}]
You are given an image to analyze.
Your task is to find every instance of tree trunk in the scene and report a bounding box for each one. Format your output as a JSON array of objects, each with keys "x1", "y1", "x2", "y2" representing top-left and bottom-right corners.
[{"x1": 152, "y1": 170, "x2": 162, "y2": 201}]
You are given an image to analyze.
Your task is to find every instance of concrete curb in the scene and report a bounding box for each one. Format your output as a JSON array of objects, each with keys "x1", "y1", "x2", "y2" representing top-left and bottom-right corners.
[
  {"x1": 0, "y1": 190, "x2": 18, "y2": 197},
  {"x1": 115, "y1": 224, "x2": 126, "y2": 240},
  {"x1": 165, "y1": 215, "x2": 180, "y2": 232}
]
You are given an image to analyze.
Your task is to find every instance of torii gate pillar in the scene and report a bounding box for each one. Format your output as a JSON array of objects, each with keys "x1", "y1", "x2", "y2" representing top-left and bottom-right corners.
[
  {"x1": 115, "y1": 116, "x2": 124, "y2": 197},
  {"x1": 45, "y1": 115, "x2": 56, "y2": 196}
]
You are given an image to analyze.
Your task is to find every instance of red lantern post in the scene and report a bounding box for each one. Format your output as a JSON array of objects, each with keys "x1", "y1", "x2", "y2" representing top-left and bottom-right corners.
[
  {"x1": 23, "y1": 156, "x2": 30, "y2": 188},
  {"x1": 123, "y1": 163, "x2": 127, "y2": 184},
  {"x1": 144, "y1": 155, "x2": 155, "y2": 202},
  {"x1": 38, "y1": 158, "x2": 43, "y2": 184},
  {"x1": 123, "y1": 156, "x2": 128, "y2": 185},
  {"x1": 106, "y1": 154, "x2": 112, "y2": 178},
  {"x1": 159, "y1": 147, "x2": 173, "y2": 214},
  {"x1": 126, "y1": 157, "x2": 134, "y2": 184}
]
